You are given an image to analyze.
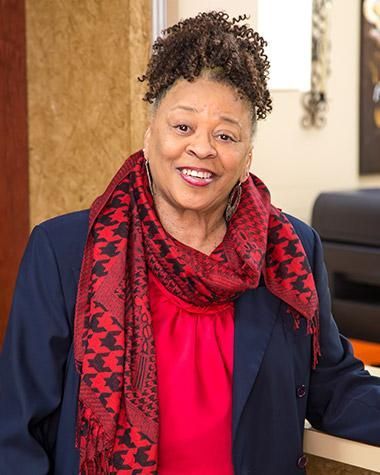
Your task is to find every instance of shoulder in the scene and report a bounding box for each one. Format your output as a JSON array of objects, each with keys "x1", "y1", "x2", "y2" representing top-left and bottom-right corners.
[
  {"x1": 38, "y1": 209, "x2": 89, "y2": 236},
  {"x1": 33, "y1": 209, "x2": 89, "y2": 271}
]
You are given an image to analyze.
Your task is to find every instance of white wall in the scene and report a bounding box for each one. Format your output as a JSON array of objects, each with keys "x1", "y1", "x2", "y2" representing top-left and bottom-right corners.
[
  {"x1": 167, "y1": 0, "x2": 256, "y2": 26},
  {"x1": 168, "y1": 0, "x2": 380, "y2": 223}
]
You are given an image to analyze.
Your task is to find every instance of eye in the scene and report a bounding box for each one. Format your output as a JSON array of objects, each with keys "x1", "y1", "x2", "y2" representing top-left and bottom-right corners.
[
  {"x1": 175, "y1": 124, "x2": 191, "y2": 133},
  {"x1": 218, "y1": 133, "x2": 236, "y2": 142}
]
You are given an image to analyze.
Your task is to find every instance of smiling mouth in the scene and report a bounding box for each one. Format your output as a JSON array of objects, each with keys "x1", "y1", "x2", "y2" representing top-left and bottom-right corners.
[
  {"x1": 177, "y1": 167, "x2": 216, "y2": 187},
  {"x1": 179, "y1": 167, "x2": 214, "y2": 178}
]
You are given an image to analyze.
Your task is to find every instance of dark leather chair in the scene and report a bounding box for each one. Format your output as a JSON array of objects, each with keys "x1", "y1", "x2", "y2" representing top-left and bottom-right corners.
[{"x1": 312, "y1": 189, "x2": 380, "y2": 343}]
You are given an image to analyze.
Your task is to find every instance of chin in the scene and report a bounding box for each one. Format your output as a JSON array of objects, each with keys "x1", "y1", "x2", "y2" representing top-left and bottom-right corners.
[
  {"x1": 176, "y1": 200, "x2": 210, "y2": 213},
  {"x1": 175, "y1": 195, "x2": 222, "y2": 215}
]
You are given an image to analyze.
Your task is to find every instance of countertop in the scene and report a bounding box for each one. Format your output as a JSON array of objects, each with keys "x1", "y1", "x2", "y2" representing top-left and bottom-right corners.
[{"x1": 304, "y1": 365, "x2": 380, "y2": 473}]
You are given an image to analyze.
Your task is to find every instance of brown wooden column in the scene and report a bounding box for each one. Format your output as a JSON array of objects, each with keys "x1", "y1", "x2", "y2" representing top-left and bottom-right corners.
[{"x1": 0, "y1": 0, "x2": 29, "y2": 343}]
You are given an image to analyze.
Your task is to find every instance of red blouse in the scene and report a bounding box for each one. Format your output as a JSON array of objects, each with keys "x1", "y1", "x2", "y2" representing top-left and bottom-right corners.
[{"x1": 149, "y1": 272, "x2": 235, "y2": 475}]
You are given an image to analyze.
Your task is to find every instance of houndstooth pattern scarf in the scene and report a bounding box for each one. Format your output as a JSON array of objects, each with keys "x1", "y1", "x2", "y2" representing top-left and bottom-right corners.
[{"x1": 74, "y1": 149, "x2": 320, "y2": 474}]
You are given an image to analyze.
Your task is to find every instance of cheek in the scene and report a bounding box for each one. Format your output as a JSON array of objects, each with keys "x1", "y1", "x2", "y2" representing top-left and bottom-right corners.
[
  {"x1": 154, "y1": 136, "x2": 185, "y2": 169},
  {"x1": 221, "y1": 153, "x2": 248, "y2": 180},
  {"x1": 148, "y1": 138, "x2": 183, "y2": 184}
]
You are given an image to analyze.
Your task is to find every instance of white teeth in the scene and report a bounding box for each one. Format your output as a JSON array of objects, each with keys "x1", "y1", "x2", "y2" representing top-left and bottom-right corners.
[{"x1": 181, "y1": 168, "x2": 212, "y2": 179}]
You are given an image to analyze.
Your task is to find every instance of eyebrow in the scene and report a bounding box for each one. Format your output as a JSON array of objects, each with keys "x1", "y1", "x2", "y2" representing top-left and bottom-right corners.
[
  {"x1": 170, "y1": 105, "x2": 198, "y2": 113},
  {"x1": 220, "y1": 115, "x2": 241, "y2": 128},
  {"x1": 170, "y1": 106, "x2": 242, "y2": 128}
]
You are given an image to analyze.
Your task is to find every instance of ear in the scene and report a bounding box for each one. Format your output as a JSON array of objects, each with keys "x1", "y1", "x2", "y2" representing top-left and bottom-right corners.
[{"x1": 240, "y1": 149, "x2": 253, "y2": 183}]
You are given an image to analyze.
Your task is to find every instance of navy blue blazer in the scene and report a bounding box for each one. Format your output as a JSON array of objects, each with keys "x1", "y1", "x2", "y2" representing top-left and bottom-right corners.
[{"x1": 0, "y1": 210, "x2": 379, "y2": 475}]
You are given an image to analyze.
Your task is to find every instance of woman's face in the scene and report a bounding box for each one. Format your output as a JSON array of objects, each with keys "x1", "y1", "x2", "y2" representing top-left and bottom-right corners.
[{"x1": 144, "y1": 77, "x2": 253, "y2": 218}]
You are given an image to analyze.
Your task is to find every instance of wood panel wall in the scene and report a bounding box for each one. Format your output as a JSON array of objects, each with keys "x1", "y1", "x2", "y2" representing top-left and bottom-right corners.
[{"x1": 0, "y1": 0, "x2": 29, "y2": 343}]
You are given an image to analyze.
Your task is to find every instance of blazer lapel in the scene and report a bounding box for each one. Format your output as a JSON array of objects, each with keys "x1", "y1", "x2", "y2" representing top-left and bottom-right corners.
[{"x1": 232, "y1": 286, "x2": 281, "y2": 441}]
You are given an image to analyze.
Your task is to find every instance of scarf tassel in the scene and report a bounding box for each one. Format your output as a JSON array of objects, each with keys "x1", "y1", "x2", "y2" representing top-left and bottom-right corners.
[
  {"x1": 308, "y1": 309, "x2": 321, "y2": 370},
  {"x1": 77, "y1": 402, "x2": 112, "y2": 475},
  {"x1": 288, "y1": 307, "x2": 321, "y2": 369}
]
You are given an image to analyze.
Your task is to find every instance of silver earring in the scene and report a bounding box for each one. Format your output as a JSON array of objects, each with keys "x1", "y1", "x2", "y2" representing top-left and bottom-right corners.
[
  {"x1": 144, "y1": 158, "x2": 154, "y2": 196},
  {"x1": 225, "y1": 182, "x2": 242, "y2": 222}
]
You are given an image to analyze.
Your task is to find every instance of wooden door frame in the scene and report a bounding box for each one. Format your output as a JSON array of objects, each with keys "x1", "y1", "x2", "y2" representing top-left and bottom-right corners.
[{"x1": 0, "y1": 0, "x2": 29, "y2": 343}]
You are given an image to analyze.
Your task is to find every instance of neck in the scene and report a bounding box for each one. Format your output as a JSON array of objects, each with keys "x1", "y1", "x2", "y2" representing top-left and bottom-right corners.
[{"x1": 154, "y1": 196, "x2": 227, "y2": 256}]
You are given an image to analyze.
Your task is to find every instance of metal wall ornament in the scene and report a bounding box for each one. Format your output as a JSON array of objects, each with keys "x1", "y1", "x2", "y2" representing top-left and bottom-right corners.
[{"x1": 302, "y1": 0, "x2": 332, "y2": 129}]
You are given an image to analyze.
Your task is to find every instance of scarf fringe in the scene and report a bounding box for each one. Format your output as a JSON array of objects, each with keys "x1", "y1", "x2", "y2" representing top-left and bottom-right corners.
[
  {"x1": 288, "y1": 307, "x2": 321, "y2": 369},
  {"x1": 77, "y1": 402, "x2": 112, "y2": 475},
  {"x1": 308, "y1": 310, "x2": 322, "y2": 370}
]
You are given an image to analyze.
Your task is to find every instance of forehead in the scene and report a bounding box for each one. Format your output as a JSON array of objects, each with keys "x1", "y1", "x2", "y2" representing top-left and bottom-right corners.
[{"x1": 154, "y1": 78, "x2": 252, "y2": 122}]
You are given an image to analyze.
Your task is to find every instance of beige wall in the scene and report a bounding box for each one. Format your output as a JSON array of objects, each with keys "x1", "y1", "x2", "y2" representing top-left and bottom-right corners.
[
  {"x1": 27, "y1": 0, "x2": 151, "y2": 227},
  {"x1": 170, "y1": 0, "x2": 380, "y2": 223},
  {"x1": 28, "y1": 1, "x2": 379, "y2": 226}
]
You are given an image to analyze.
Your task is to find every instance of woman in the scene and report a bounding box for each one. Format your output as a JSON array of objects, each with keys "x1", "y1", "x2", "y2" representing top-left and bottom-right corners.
[{"x1": 0, "y1": 11, "x2": 379, "y2": 475}]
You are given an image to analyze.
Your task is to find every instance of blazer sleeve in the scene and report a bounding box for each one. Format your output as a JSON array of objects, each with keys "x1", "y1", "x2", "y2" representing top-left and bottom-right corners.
[
  {"x1": 0, "y1": 225, "x2": 72, "y2": 474},
  {"x1": 306, "y1": 229, "x2": 380, "y2": 445}
]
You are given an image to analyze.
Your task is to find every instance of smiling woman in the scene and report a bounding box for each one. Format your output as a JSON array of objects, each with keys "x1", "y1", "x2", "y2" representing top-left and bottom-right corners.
[
  {"x1": 0, "y1": 10, "x2": 380, "y2": 475},
  {"x1": 144, "y1": 78, "x2": 253, "y2": 255}
]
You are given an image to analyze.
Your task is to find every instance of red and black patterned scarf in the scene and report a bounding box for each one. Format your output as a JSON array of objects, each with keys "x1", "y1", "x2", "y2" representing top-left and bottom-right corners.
[{"x1": 74, "y1": 149, "x2": 320, "y2": 474}]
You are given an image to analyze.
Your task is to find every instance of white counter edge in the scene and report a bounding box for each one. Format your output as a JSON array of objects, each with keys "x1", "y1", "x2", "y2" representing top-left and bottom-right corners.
[
  {"x1": 304, "y1": 429, "x2": 380, "y2": 472},
  {"x1": 304, "y1": 365, "x2": 380, "y2": 473}
]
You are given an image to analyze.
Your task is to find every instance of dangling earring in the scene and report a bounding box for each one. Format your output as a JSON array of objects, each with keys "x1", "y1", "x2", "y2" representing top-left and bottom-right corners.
[
  {"x1": 144, "y1": 158, "x2": 154, "y2": 196},
  {"x1": 225, "y1": 182, "x2": 242, "y2": 222}
]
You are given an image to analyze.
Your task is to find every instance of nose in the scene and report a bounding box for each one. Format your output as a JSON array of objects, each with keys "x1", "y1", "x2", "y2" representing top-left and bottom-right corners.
[{"x1": 186, "y1": 131, "x2": 217, "y2": 159}]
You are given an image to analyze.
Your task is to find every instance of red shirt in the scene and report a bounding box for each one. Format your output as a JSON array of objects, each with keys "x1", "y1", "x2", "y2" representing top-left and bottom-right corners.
[{"x1": 149, "y1": 272, "x2": 235, "y2": 475}]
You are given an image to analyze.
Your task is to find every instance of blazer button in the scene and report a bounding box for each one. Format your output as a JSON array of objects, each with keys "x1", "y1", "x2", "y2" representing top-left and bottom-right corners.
[
  {"x1": 297, "y1": 454, "x2": 308, "y2": 469},
  {"x1": 296, "y1": 384, "x2": 306, "y2": 398}
]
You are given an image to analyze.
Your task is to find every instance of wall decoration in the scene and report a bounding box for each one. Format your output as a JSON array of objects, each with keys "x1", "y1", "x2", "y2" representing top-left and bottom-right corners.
[
  {"x1": 360, "y1": 0, "x2": 380, "y2": 174},
  {"x1": 302, "y1": 0, "x2": 332, "y2": 129}
]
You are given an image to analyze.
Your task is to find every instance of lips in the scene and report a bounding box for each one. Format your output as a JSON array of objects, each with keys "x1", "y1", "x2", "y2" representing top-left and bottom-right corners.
[{"x1": 177, "y1": 167, "x2": 216, "y2": 187}]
